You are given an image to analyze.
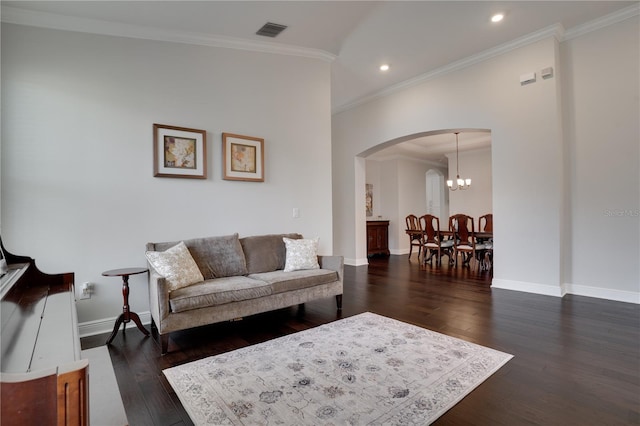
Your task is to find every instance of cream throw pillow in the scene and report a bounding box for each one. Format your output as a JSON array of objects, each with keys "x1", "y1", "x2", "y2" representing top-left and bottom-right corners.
[
  {"x1": 283, "y1": 237, "x2": 320, "y2": 272},
  {"x1": 145, "y1": 241, "x2": 204, "y2": 292}
]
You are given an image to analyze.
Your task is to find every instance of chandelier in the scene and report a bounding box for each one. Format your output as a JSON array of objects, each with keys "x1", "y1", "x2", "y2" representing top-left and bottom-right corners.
[{"x1": 446, "y1": 132, "x2": 471, "y2": 191}]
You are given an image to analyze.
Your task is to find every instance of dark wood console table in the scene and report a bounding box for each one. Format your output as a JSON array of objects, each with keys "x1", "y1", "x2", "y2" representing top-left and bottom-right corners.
[{"x1": 103, "y1": 267, "x2": 150, "y2": 345}]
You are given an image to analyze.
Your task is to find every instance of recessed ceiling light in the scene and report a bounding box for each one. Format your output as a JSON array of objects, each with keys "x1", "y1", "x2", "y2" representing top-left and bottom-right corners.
[
  {"x1": 379, "y1": 64, "x2": 390, "y2": 72},
  {"x1": 491, "y1": 13, "x2": 504, "y2": 23}
]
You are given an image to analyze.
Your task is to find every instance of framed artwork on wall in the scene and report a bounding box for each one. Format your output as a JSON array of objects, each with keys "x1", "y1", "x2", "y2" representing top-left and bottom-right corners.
[
  {"x1": 153, "y1": 123, "x2": 207, "y2": 179},
  {"x1": 366, "y1": 184, "x2": 373, "y2": 217},
  {"x1": 222, "y1": 133, "x2": 264, "y2": 182}
]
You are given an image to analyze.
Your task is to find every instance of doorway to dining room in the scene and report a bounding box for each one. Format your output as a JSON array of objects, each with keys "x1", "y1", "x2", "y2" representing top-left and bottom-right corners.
[{"x1": 361, "y1": 128, "x2": 492, "y2": 258}]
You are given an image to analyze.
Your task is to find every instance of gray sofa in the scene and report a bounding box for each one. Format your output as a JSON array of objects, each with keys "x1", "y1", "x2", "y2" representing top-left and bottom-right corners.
[{"x1": 145, "y1": 233, "x2": 343, "y2": 354}]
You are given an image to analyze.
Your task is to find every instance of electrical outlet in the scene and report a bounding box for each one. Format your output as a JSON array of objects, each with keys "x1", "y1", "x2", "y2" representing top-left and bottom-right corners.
[{"x1": 78, "y1": 282, "x2": 91, "y2": 300}]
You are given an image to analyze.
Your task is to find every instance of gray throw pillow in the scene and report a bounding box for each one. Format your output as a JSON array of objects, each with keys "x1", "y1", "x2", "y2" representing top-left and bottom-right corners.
[
  {"x1": 152, "y1": 234, "x2": 248, "y2": 279},
  {"x1": 240, "y1": 233, "x2": 302, "y2": 274},
  {"x1": 184, "y1": 234, "x2": 248, "y2": 279}
]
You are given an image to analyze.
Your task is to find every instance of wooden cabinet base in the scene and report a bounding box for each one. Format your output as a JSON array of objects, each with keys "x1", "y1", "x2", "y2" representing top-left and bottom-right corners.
[{"x1": 367, "y1": 220, "x2": 390, "y2": 257}]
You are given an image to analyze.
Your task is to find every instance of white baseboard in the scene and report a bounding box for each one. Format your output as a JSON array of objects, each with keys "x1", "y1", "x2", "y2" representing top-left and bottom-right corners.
[
  {"x1": 344, "y1": 258, "x2": 369, "y2": 266},
  {"x1": 79, "y1": 311, "x2": 152, "y2": 338},
  {"x1": 390, "y1": 248, "x2": 408, "y2": 255},
  {"x1": 563, "y1": 283, "x2": 640, "y2": 304},
  {"x1": 79, "y1": 281, "x2": 637, "y2": 338},
  {"x1": 492, "y1": 278, "x2": 640, "y2": 304},
  {"x1": 491, "y1": 278, "x2": 564, "y2": 297}
]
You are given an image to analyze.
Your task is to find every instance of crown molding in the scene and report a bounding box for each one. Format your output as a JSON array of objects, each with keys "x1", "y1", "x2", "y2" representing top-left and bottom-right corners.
[
  {"x1": 562, "y1": 3, "x2": 640, "y2": 41},
  {"x1": 0, "y1": 5, "x2": 336, "y2": 62},
  {"x1": 367, "y1": 153, "x2": 447, "y2": 168},
  {"x1": 333, "y1": 4, "x2": 639, "y2": 115},
  {"x1": 333, "y1": 23, "x2": 565, "y2": 115}
]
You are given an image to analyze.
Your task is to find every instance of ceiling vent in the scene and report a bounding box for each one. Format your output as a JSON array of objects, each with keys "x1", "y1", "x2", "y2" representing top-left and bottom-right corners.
[{"x1": 256, "y1": 22, "x2": 287, "y2": 38}]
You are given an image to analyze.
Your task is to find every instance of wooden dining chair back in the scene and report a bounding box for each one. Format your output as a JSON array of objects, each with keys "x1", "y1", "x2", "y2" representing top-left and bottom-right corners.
[
  {"x1": 478, "y1": 213, "x2": 493, "y2": 270},
  {"x1": 450, "y1": 214, "x2": 486, "y2": 268},
  {"x1": 405, "y1": 214, "x2": 423, "y2": 259},
  {"x1": 479, "y1": 213, "x2": 493, "y2": 232},
  {"x1": 419, "y1": 214, "x2": 453, "y2": 266}
]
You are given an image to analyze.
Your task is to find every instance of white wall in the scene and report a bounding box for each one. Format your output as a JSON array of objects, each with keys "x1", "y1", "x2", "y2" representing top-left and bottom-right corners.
[
  {"x1": 333, "y1": 17, "x2": 640, "y2": 303},
  {"x1": 394, "y1": 159, "x2": 429, "y2": 253},
  {"x1": 365, "y1": 160, "x2": 383, "y2": 218},
  {"x1": 379, "y1": 160, "x2": 399, "y2": 227},
  {"x1": 448, "y1": 148, "x2": 493, "y2": 223},
  {"x1": 366, "y1": 157, "x2": 446, "y2": 254},
  {"x1": 1, "y1": 24, "x2": 334, "y2": 326},
  {"x1": 561, "y1": 17, "x2": 640, "y2": 298}
]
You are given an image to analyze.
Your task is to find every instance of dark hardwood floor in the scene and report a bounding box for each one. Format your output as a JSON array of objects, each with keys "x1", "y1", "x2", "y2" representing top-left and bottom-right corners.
[{"x1": 82, "y1": 255, "x2": 640, "y2": 425}]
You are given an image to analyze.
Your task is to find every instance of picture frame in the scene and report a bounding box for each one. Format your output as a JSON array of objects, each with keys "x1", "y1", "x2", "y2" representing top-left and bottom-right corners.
[
  {"x1": 153, "y1": 123, "x2": 207, "y2": 179},
  {"x1": 366, "y1": 183, "x2": 373, "y2": 217},
  {"x1": 222, "y1": 133, "x2": 264, "y2": 182}
]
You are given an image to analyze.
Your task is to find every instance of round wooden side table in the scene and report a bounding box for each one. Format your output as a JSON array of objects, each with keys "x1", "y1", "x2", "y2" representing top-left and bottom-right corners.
[{"x1": 103, "y1": 267, "x2": 150, "y2": 345}]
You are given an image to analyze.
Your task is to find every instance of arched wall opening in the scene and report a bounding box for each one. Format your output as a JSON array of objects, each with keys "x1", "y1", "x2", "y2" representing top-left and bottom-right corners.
[
  {"x1": 334, "y1": 25, "x2": 639, "y2": 303},
  {"x1": 358, "y1": 128, "x2": 492, "y2": 259},
  {"x1": 333, "y1": 35, "x2": 565, "y2": 293}
]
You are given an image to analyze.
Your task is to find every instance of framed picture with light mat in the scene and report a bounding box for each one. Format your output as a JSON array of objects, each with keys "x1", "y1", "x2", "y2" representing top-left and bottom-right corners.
[
  {"x1": 153, "y1": 123, "x2": 207, "y2": 179},
  {"x1": 222, "y1": 133, "x2": 264, "y2": 182}
]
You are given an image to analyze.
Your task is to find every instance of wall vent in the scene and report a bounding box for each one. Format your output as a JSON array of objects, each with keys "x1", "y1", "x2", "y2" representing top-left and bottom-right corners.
[{"x1": 256, "y1": 22, "x2": 287, "y2": 38}]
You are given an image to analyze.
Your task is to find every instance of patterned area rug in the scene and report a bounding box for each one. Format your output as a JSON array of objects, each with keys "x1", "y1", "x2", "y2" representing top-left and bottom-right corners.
[{"x1": 164, "y1": 312, "x2": 512, "y2": 425}]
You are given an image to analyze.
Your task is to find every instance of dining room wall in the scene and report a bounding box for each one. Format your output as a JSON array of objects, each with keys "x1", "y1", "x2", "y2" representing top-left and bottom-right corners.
[
  {"x1": 365, "y1": 160, "x2": 384, "y2": 219},
  {"x1": 394, "y1": 159, "x2": 431, "y2": 253},
  {"x1": 447, "y1": 148, "x2": 493, "y2": 224},
  {"x1": 367, "y1": 157, "x2": 445, "y2": 255}
]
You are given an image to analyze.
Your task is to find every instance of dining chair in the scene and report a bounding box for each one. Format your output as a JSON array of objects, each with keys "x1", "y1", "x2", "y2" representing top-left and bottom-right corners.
[
  {"x1": 449, "y1": 214, "x2": 486, "y2": 269},
  {"x1": 478, "y1": 213, "x2": 493, "y2": 270},
  {"x1": 405, "y1": 214, "x2": 422, "y2": 259},
  {"x1": 419, "y1": 214, "x2": 454, "y2": 266},
  {"x1": 479, "y1": 213, "x2": 493, "y2": 232},
  {"x1": 481, "y1": 240, "x2": 493, "y2": 271}
]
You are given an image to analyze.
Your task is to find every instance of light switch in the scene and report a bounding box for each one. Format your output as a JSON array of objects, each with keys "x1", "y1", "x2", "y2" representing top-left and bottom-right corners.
[{"x1": 293, "y1": 208, "x2": 300, "y2": 218}]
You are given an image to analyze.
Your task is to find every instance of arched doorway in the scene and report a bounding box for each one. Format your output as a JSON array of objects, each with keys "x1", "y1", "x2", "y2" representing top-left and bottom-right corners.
[{"x1": 358, "y1": 129, "x2": 491, "y2": 260}]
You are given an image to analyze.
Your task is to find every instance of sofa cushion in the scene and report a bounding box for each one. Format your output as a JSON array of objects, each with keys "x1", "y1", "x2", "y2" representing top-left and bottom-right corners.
[
  {"x1": 145, "y1": 241, "x2": 204, "y2": 292},
  {"x1": 169, "y1": 276, "x2": 272, "y2": 313},
  {"x1": 248, "y1": 269, "x2": 338, "y2": 294},
  {"x1": 151, "y1": 234, "x2": 248, "y2": 279},
  {"x1": 240, "y1": 233, "x2": 302, "y2": 274},
  {"x1": 283, "y1": 237, "x2": 320, "y2": 272}
]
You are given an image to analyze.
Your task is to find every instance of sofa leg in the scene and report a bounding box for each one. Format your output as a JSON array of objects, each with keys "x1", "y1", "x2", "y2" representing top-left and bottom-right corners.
[
  {"x1": 297, "y1": 303, "x2": 306, "y2": 317},
  {"x1": 336, "y1": 295, "x2": 343, "y2": 310},
  {"x1": 160, "y1": 334, "x2": 169, "y2": 355}
]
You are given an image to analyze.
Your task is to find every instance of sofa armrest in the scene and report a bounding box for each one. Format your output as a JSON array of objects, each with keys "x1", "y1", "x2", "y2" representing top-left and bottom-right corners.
[
  {"x1": 147, "y1": 264, "x2": 171, "y2": 325},
  {"x1": 318, "y1": 255, "x2": 344, "y2": 283}
]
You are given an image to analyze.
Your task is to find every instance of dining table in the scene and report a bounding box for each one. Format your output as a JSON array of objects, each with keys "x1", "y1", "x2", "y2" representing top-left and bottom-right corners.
[
  {"x1": 405, "y1": 228, "x2": 493, "y2": 269},
  {"x1": 405, "y1": 229, "x2": 493, "y2": 241}
]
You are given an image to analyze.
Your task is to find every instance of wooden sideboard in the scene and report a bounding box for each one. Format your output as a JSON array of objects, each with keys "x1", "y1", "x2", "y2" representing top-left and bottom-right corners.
[{"x1": 366, "y1": 220, "x2": 390, "y2": 257}]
